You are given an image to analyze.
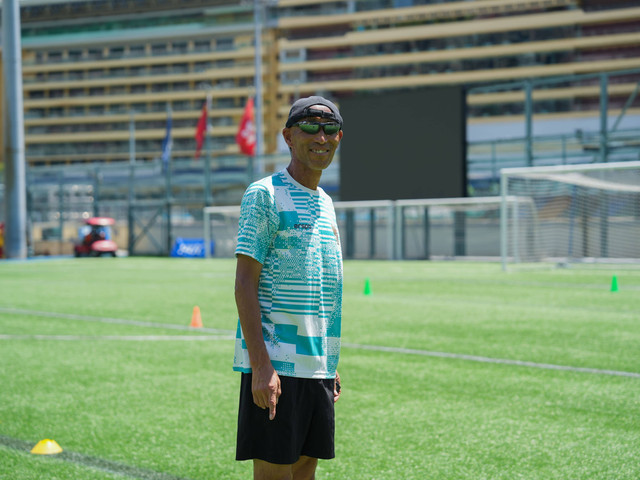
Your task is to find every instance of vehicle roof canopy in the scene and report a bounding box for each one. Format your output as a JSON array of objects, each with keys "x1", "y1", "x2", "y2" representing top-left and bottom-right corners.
[{"x1": 86, "y1": 217, "x2": 115, "y2": 226}]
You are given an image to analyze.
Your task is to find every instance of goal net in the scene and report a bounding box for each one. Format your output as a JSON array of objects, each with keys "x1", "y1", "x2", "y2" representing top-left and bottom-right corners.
[{"x1": 500, "y1": 161, "x2": 640, "y2": 270}]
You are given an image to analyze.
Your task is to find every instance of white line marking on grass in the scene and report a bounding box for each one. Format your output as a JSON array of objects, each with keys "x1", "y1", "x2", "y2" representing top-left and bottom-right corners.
[
  {"x1": 0, "y1": 434, "x2": 195, "y2": 480},
  {"x1": 0, "y1": 307, "x2": 234, "y2": 335},
  {"x1": 4, "y1": 307, "x2": 637, "y2": 379},
  {"x1": 342, "y1": 343, "x2": 640, "y2": 379},
  {"x1": 0, "y1": 334, "x2": 234, "y2": 341}
]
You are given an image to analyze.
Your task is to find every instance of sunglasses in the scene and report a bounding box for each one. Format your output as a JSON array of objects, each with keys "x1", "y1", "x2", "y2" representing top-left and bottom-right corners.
[{"x1": 292, "y1": 121, "x2": 341, "y2": 135}]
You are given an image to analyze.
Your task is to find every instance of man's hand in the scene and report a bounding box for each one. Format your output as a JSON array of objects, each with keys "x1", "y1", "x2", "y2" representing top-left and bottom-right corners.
[
  {"x1": 334, "y1": 371, "x2": 342, "y2": 403},
  {"x1": 252, "y1": 363, "x2": 281, "y2": 420}
]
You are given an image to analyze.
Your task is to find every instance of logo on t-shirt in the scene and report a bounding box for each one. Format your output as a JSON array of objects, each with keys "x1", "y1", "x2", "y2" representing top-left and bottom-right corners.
[{"x1": 294, "y1": 223, "x2": 313, "y2": 230}]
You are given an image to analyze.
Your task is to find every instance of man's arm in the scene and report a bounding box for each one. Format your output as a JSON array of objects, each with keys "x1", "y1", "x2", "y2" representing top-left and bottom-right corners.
[{"x1": 234, "y1": 254, "x2": 281, "y2": 420}]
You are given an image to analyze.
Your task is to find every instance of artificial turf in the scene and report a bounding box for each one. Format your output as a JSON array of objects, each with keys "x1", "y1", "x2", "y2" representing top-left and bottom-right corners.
[{"x1": 1, "y1": 257, "x2": 638, "y2": 479}]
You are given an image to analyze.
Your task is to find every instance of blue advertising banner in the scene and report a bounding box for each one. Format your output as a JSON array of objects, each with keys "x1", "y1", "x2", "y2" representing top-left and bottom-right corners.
[{"x1": 170, "y1": 238, "x2": 214, "y2": 258}]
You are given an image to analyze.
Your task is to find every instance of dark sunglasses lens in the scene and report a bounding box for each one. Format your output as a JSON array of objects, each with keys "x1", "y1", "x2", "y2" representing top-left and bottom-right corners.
[
  {"x1": 298, "y1": 123, "x2": 320, "y2": 134},
  {"x1": 323, "y1": 124, "x2": 341, "y2": 135}
]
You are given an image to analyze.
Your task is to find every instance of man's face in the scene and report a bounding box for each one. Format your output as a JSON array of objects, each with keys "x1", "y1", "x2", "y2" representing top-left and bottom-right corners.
[{"x1": 283, "y1": 105, "x2": 343, "y2": 173}]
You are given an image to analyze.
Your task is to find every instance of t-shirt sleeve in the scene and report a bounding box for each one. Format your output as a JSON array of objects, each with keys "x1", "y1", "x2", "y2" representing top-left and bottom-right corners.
[{"x1": 235, "y1": 184, "x2": 279, "y2": 264}]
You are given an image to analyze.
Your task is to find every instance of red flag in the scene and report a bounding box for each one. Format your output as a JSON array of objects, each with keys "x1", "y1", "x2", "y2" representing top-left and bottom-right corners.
[
  {"x1": 236, "y1": 97, "x2": 256, "y2": 156},
  {"x1": 194, "y1": 101, "x2": 208, "y2": 159}
]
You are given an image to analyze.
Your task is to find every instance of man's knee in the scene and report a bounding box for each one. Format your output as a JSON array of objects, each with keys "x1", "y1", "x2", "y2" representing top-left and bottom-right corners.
[
  {"x1": 292, "y1": 456, "x2": 318, "y2": 480},
  {"x1": 253, "y1": 456, "x2": 318, "y2": 480},
  {"x1": 253, "y1": 459, "x2": 292, "y2": 480}
]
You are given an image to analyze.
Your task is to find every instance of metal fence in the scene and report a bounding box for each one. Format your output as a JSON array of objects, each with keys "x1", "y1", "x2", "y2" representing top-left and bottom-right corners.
[{"x1": 12, "y1": 156, "x2": 256, "y2": 256}]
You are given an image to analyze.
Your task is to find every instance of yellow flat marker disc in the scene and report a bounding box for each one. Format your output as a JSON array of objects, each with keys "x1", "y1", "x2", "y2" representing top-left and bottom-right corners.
[{"x1": 31, "y1": 439, "x2": 63, "y2": 455}]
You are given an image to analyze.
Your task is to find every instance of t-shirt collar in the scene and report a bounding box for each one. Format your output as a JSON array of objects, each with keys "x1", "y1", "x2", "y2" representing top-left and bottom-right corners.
[{"x1": 281, "y1": 168, "x2": 320, "y2": 195}]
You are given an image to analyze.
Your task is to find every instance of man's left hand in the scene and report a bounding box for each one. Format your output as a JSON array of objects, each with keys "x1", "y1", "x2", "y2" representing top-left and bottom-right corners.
[{"x1": 334, "y1": 371, "x2": 342, "y2": 403}]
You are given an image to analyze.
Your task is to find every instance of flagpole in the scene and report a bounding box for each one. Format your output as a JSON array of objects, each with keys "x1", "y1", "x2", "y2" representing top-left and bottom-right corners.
[
  {"x1": 204, "y1": 93, "x2": 213, "y2": 206},
  {"x1": 164, "y1": 103, "x2": 172, "y2": 254},
  {"x1": 128, "y1": 110, "x2": 135, "y2": 255},
  {"x1": 161, "y1": 104, "x2": 172, "y2": 173}
]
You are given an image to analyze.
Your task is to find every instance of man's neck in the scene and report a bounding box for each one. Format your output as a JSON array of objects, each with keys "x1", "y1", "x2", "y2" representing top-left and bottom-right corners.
[{"x1": 286, "y1": 163, "x2": 321, "y2": 190}]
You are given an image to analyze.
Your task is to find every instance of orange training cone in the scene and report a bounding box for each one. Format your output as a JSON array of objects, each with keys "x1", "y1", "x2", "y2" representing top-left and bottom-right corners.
[
  {"x1": 190, "y1": 306, "x2": 203, "y2": 328},
  {"x1": 31, "y1": 439, "x2": 63, "y2": 455}
]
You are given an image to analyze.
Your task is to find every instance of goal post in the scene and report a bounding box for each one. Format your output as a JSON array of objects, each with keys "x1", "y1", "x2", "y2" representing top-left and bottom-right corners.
[{"x1": 500, "y1": 161, "x2": 640, "y2": 270}]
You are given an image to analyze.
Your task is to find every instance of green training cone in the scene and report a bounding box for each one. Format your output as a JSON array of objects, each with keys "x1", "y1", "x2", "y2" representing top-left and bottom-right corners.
[
  {"x1": 364, "y1": 278, "x2": 372, "y2": 296},
  {"x1": 611, "y1": 275, "x2": 619, "y2": 292}
]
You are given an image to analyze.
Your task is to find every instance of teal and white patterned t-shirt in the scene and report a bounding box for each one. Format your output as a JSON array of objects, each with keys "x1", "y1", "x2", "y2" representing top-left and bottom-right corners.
[{"x1": 233, "y1": 168, "x2": 343, "y2": 379}]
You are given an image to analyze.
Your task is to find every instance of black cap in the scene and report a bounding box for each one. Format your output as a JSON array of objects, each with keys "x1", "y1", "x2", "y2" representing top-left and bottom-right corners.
[{"x1": 285, "y1": 96, "x2": 343, "y2": 128}]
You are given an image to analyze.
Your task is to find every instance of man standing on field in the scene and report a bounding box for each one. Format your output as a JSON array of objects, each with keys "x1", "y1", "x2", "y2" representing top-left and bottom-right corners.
[{"x1": 233, "y1": 96, "x2": 344, "y2": 479}]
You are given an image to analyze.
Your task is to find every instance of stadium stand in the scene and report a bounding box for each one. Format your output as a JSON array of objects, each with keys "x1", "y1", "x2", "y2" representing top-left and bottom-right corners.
[{"x1": 0, "y1": 0, "x2": 638, "y2": 175}]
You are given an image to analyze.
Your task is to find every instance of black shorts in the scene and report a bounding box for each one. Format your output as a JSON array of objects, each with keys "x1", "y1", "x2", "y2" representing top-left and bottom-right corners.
[{"x1": 236, "y1": 373, "x2": 335, "y2": 465}]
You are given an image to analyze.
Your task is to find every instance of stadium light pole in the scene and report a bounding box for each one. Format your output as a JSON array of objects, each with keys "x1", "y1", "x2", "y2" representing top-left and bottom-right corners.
[
  {"x1": 252, "y1": 0, "x2": 271, "y2": 175},
  {"x1": 2, "y1": 0, "x2": 28, "y2": 258}
]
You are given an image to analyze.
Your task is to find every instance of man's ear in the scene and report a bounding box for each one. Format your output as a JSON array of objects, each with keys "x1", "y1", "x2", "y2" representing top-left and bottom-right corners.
[{"x1": 282, "y1": 127, "x2": 293, "y2": 148}]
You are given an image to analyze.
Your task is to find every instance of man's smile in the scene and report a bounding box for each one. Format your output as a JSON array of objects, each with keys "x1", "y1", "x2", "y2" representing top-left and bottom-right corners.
[{"x1": 311, "y1": 148, "x2": 330, "y2": 154}]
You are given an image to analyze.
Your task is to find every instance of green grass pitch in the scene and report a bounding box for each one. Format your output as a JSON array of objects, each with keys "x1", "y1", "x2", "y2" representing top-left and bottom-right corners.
[{"x1": 1, "y1": 257, "x2": 639, "y2": 479}]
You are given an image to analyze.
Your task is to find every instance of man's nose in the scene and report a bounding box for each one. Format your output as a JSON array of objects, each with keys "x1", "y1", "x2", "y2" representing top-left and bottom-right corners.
[{"x1": 312, "y1": 130, "x2": 328, "y2": 143}]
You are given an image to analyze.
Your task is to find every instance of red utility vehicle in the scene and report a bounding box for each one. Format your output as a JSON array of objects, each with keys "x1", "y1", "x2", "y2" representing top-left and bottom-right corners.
[{"x1": 74, "y1": 217, "x2": 118, "y2": 257}]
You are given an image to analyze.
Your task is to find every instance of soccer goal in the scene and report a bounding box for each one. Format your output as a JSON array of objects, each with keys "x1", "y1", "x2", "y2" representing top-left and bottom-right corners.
[
  {"x1": 500, "y1": 161, "x2": 640, "y2": 270},
  {"x1": 334, "y1": 198, "x2": 521, "y2": 260},
  {"x1": 203, "y1": 197, "x2": 528, "y2": 261},
  {"x1": 203, "y1": 205, "x2": 240, "y2": 258}
]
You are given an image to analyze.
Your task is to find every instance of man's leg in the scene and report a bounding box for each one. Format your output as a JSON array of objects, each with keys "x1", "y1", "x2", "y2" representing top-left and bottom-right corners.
[
  {"x1": 292, "y1": 456, "x2": 318, "y2": 480},
  {"x1": 253, "y1": 459, "x2": 291, "y2": 480},
  {"x1": 253, "y1": 456, "x2": 317, "y2": 480}
]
